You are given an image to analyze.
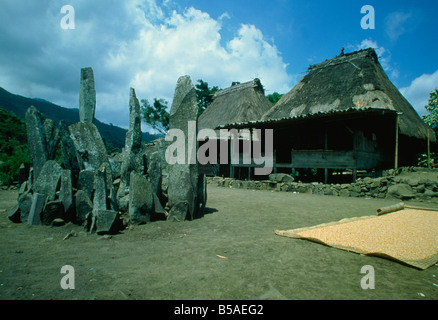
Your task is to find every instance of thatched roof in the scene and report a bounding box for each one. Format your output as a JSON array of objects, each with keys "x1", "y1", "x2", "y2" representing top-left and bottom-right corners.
[
  {"x1": 197, "y1": 78, "x2": 273, "y2": 132},
  {"x1": 260, "y1": 48, "x2": 435, "y2": 142}
]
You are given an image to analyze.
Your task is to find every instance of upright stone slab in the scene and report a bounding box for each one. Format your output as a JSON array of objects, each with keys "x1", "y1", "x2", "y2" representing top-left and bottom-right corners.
[
  {"x1": 33, "y1": 160, "x2": 63, "y2": 202},
  {"x1": 59, "y1": 120, "x2": 80, "y2": 185},
  {"x1": 69, "y1": 121, "x2": 109, "y2": 172},
  {"x1": 25, "y1": 106, "x2": 49, "y2": 179},
  {"x1": 146, "y1": 151, "x2": 162, "y2": 197},
  {"x1": 119, "y1": 88, "x2": 142, "y2": 190},
  {"x1": 129, "y1": 171, "x2": 153, "y2": 224},
  {"x1": 92, "y1": 209, "x2": 120, "y2": 235},
  {"x1": 59, "y1": 169, "x2": 74, "y2": 220},
  {"x1": 44, "y1": 119, "x2": 60, "y2": 160},
  {"x1": 127, "y1": 87, "x2": 142, "y2": 152},
  {"x1": 167, "y1": 76, "x2": 200, "y2": 221},
  {"x1": 78, "y1": 168, "x2": 95, "y2": 200},
  {"x1": 79, "y1": 67, "x2": 96, "y2": 123},
  {"x1": 18, "y1": 191, "x2": 34, "y2": 223},
  {"x1": 28, "y1": 193, "x2": 46, "y2": 226},
  {"x1": 74, "y1": 189, "x2": 93, "y2": 223},
  {"x1": 93, "y1": 164, "x2": 108, "y2": 211}
]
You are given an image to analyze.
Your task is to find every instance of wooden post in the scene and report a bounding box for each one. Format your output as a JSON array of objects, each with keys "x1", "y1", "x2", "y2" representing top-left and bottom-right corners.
[
  {"x1": 273, "y1": 149, "x2": 277, "y2": 174},
  {"x1": 324, "y1": 129, "x2": 328, "y2": 184},
  {"x1": 395, "y1": 115, "x2": 399, "y2": 169},
  {"x1": 291, "y1": 149, "x2": 294, "y2": 176}
]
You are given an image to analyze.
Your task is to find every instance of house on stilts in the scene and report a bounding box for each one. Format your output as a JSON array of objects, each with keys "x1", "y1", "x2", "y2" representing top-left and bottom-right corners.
[
  {"x1": 197, "y1": 78, "x2": 273, "y2": 177},
  {"x1": 217, "y1": 48, "x2": 435, "y2": 182}
]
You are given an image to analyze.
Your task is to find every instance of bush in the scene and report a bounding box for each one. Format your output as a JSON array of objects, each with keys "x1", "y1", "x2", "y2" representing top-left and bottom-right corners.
[{"x1": 0, "y1": 109, "x2": 31, "y2": 185}]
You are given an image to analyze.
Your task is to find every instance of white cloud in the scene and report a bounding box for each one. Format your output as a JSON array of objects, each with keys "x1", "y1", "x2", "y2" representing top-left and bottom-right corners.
[
  {"x1": 400, "y1": 70, "x2": 438, "y2": 116},
  {"x1": 0, "y1": 0, "x2": 293, "y2": 130},
  {"x1": 353, "y1": 39, "x2": 400, "y2": 81},
  {"x1": 385, "y1": 11, "x2": 412, "y2": 43},
  {"x1": 104, "y1": 5, "x2": 293, "y2": 121}
]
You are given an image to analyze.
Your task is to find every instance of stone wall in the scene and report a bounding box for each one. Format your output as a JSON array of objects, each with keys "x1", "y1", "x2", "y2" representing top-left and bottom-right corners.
[{"x1": 209, "y1": 167, "x2": 438, "y2": 202}]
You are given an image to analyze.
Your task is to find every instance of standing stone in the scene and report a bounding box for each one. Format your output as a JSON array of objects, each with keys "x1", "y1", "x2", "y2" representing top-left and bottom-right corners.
[
  {"x1": 59, "y1": 120, "x2": 80, "y2": 185},
  {"x1": 167, "y1": 75, "x2": 201, "y2": 221},
  {"x1": 127, "y1": 88, "x2": 142, "y2": 152},
  {"x1": 28, "y1": 193, "x2": 46, "y2": 226},
  {"x1": 69, "y1": 121, "x2": 109, "y2": 172},
  {"x1": 79, "y1": 67, "x2": 96, "y2": 123},
  {"x1": 146, "y1": 151, "x2": 162, "y2": 198},
  {"x1": 74, "y1": 189, "x2": 93, "y2": 223},
  {"x1": 44, "y1": 119, "x2": 60, "y2": 160},
  {"x1": 33, "y1": 160, "x2": 63, "y2": 202},
  {"x1": 129, "y1": 171, "x2": 153, "y2": 224},
  {"x1": 92, "y1": 209, "x2": 120, "y2": 235},
  {"x1": 93, "y1": 164, "x2": 108, "y2": 211},
  {"x1": 78, "y1": 168, "x2": 95, "y2": 200},
  {"x1": 18, "y1": 191, "x2": 34, "y2": 223},
  {"x1": 25, "y1": 106, "x2": 49, "y2": 179},
  {"x1": 118, "y1": 88, "x2": 143, "y2": 201},
  {"x1": 59, "y1": 170, "x2": 74, "y2": 220}
]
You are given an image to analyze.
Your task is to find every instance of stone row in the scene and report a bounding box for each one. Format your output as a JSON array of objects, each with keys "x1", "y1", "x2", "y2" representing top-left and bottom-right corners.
[{"x1": 210, "y1": 168, "x2": 438, "y2": 202}]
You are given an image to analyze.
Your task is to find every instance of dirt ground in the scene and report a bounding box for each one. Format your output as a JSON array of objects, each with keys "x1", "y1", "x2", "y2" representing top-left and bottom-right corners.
[{"x1": 0, "y1": 183, "x2": 437, "y2": 301}]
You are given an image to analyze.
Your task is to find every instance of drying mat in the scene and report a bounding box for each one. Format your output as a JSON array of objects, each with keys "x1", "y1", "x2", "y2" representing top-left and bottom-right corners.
[{"x1": 275, "y1": 207, "x2": 438, "y2": 270}]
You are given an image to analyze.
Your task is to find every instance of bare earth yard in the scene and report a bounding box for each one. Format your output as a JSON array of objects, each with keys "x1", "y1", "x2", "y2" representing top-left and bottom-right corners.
[{"x1": 0, "y1": 184, "x2": 437, "y2": 301}]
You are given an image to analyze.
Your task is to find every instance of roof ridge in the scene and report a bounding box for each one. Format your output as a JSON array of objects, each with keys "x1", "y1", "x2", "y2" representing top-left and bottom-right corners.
[
  {"x1": 213, "y1": 78, "x2": 263, "y2": 99},
  {"x1": 308, "y1": 48, "x2": 376, "y2": 72}
]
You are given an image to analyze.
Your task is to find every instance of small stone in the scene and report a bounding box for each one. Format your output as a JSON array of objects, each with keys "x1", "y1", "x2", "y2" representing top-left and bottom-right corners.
[{"x1": 52, "y1": 218, "x2": 65, "y2": 227}]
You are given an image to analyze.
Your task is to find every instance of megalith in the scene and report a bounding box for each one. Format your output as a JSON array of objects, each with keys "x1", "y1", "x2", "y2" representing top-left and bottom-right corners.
[
  {"x1": 59, "y1": 120, "x2": 80, "y2": 184},
  {"x1": 33, "y1": 160, "x2": 63, "y2": 202},
  {"x1": 68, "y1": 121, "x2": 109, "y2": 172},
  {"x1": 79, "y1": 67, "x2": 96, "y2": 123},
  {"x1": 129, "y1": 171, "x2": 153, "y2": 224},
  {"x1": 44, "y1": 118, "x2": 60, "y2": 161},
  {"x1": 118, "y1": 88, "x2": 143, "y2": 201},
  {"x1": 59, "y1": 169, "x2": 74, "y2": 220},
  {"x1": 167, "y1": 75, "x2": 204, "y2": 221},
  {"x1": 25, "y1": 106, "x2": 49, "y2": 179}
]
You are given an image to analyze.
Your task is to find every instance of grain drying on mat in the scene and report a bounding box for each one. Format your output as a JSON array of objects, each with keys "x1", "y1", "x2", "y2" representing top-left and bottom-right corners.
[{"x1": 297, "y1": 209, "x2": 438, "y2": 261}]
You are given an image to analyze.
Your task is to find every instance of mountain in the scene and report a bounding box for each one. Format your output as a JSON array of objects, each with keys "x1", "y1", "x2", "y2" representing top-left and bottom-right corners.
[{"x1": 0, "y1": 87, "x2": 161, "y2": 149}]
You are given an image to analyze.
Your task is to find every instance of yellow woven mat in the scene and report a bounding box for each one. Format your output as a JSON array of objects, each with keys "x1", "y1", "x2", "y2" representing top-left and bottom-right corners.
[{"x1": 275, "y1": 209, "x2": 438, "y2": 270}]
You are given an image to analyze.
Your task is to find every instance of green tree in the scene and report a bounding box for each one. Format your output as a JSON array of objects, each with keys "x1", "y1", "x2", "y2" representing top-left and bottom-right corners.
[
  {"x1": 266, "y1": 92, "x2": 284, "y2": 105},
  {"x1": 422, "y1": 88, "x2": 438, "y2": 130},
  {"x1": 195, "y1": 79, "x2": 219, "y2": 116},
  {"x1": 0, "y1": 109, "x2": 31, "y2": 185},
  {"x1": 140, "y1": 98, "x2": 170, "y2": 135}
]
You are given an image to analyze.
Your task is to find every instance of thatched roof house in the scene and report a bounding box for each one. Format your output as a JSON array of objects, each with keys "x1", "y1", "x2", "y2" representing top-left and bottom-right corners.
[
  {"x1": 198, "y1": 78, "x2": 273, "y2": 132},
  {"x1": 218, "y1": 48, "x2": 435, "y2": 181},
  {"x1": 262, "y1": 48, "x2": 434, "y2": 143}
]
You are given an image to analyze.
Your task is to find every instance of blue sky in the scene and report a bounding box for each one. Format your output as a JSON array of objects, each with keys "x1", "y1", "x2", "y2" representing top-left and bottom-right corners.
[{"x1": 1, "y1": 0, "x2": 437, "y2": 131}]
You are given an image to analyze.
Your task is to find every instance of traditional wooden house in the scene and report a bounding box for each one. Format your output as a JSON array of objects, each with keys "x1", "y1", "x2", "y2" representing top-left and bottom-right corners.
[
  {"x1": 219, "y1": 48, "x2": 435, "y2": 182},
  {"x1": 197, "y1": 78, "x2": 273, "y2": 176},
  {"x1": 198, "y1": 78, "x2": 272, "y2": 131}
]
